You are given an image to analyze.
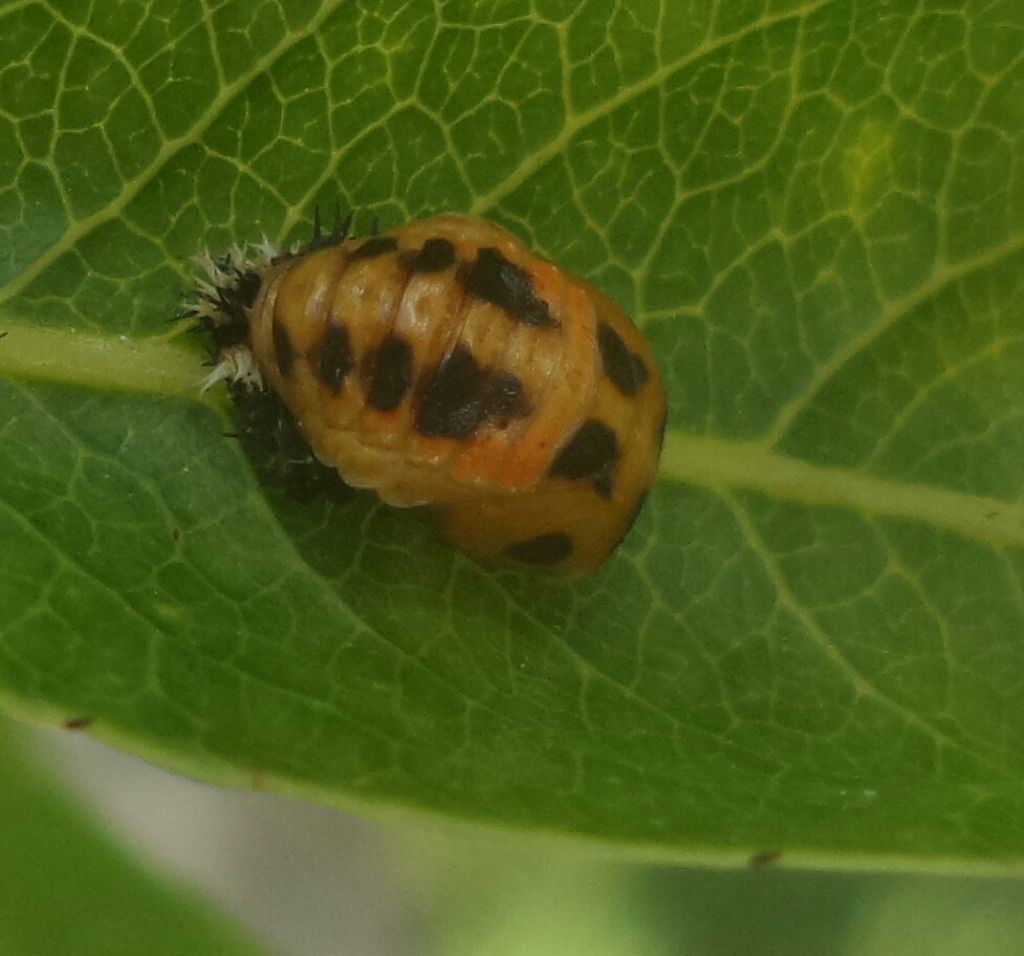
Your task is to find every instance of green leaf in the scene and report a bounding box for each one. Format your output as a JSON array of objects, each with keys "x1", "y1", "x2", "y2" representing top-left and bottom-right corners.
[
  {"x1": 1, "y1": 0, "x2": 1023, "y2": 871},
  {"x1": 0, "y1": 715, "x2": 267, "y2": 956}
]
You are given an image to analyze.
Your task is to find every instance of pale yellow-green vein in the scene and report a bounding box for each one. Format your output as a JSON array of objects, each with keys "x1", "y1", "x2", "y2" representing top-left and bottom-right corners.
[
  {"x1": 0, "y1": 2, "x2": 341, "y2": 306},
  {"x1": 0, "y1": 323, "x2": 201, "y2": 397},
  {"x1": 3, "y1": 322, "x2": 1021, "y2": 554},
  {"x1": 662, "y1": 432, "x2": 1024, "y2": 550},
  {"x1": 469, "y1": 0, "x2": 829, "y2": 215}
]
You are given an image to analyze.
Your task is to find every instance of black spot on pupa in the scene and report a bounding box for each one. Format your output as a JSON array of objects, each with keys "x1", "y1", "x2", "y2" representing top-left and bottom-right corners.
[
  {"x1": 409, "y1": 237, "x2": 456, "y2": 272},
  {"x1": 549, "y1": 420, "x2": 619, "y2": 497},
  {"x1": 464, "y1": 247, "x2": 557, "y2": 327},
  {"x1": 318, "y1": 322, "x2": 354, "y2": 393},
  {"x1": 416, "y1": 346, "x2": 529, "y2": 439},
  {"x1": 351, "y1": 236, "x2": 398, "y2": 260},
  {"x1": 272, "y1": 319, "x2": 295, "y2": 377},
  {"x1": 367, "y1": 334, "x2": 414, "y2": 411},
  {"x1": 632, "y1": 353, "x2": 650, "y2": 386},
  {"x1": 592, "y1": 472, "x2": 614, "y2": 500},
  {"x1": 504, "y1": 532, "x2": 574, "y2": 566},
  {"x1": 597, "y1": 321, "x2": 649, "y2": 396},
  {"x1": 597, "y1": 322, "x2": 638, "y2": 394},
  {"x1": 482, "y1": 372, "x2": 529, "y2": 423}
]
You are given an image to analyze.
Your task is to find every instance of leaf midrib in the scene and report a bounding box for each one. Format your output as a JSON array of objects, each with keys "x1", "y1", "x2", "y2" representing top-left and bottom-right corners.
[
  {"x1": 662, "y1": 433, "x2": 1024, "y2": 548},
  {"x1": 3, "y1": 320, "x2": 1020, "y2": 551}
]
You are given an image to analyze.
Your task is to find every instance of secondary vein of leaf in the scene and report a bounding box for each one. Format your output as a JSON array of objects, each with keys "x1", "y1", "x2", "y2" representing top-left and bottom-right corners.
[
  {"x1": 469, "y1": 0, "x2": 830, "y2": 216},
  {"x1": 725, "y1": 491, "x2": 1020, "y2": 783},
  {"x1": 766, "y1": 237, "x2": 1024, "y2": 445}
]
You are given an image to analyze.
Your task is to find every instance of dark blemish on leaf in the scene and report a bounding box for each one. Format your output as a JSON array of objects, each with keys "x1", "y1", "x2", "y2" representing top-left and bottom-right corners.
[
  {"x1": 415, "y1": 346, "x2": 529, "y2": 439},
  {"x1": 367, "y1": 334, "x2": 414, "y2": 411},
  {"x1": 318, "y1": 322, "x2": 354, "y2": 393},
  {"x1": 272, "y1": 318, "x2": 295, "y2": 378},
  {"x1": 464, "y1": 247, "x2": 557, "y2": 327},
  {"x1": 504, "y1": 532, "x2": 574, "y2": 566},
  {"x1": 750, "y1": 849, "x2": 783, "y2": 867},
  {"x1": 62, "y1": 717, "x2": 94, "y2": 730}
]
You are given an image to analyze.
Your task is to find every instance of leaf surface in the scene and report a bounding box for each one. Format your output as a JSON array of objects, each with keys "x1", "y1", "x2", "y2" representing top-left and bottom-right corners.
[{"x1": 1, "y1": 0, "x2": 1023, "y2": 869}]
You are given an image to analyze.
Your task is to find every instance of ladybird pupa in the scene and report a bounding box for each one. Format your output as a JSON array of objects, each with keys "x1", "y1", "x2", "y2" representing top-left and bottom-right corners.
[{"x1": 187, "y1": 213, "x2": 666, "y2": 575}]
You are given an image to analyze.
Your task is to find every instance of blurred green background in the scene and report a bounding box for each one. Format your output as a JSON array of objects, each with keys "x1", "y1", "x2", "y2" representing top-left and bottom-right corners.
[{"x1": 4, "y1": 713, "x2": 1024, "y2": 956}]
